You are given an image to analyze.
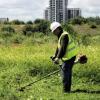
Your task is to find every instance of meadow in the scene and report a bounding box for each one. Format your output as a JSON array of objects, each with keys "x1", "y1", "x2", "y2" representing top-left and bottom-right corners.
[{"x1": 0, "y1": 23, "x2": 100, "y2": 100}]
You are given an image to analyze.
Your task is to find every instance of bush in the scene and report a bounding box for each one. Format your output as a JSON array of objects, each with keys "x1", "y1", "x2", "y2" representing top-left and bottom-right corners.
[
  {"x1": 10, "y1": 20, "x2": 25, "y2": 25},
  {"x1": 1, "y1": 26, "x2": 15, "y2": 37},
  {"x1": 90, "y1": 24, "x2": 97, "y2": 29},
  {"x1": 26, "y1": 21, "x2": 33, "y2": 24},
  {"x1": 0, "y1": 38, "x2": 4, "y2": 44},
  {"x1": 63, "y1": 24, "x2": 78, "y2": 40},
  {"x1": 11, "y1": 34, "x2": 25, "y2": 44},
  {"x1": 1, "y1": 26, "x2": 15, "y2": 33},
  {"x1": 22, "y1": 25, "x2": 34, "y2": 36},
  {"x1": 3, "y1": 21, "x2": 10, "y2": 25},
  {"x1": 67, "y1": 16, "x2": 100, "y2": 25},
  {"x1": 34, "y1": 19, "x2": 50, "y2": 34},
  {"x1": 34, "y1": 23, "x2": 49, "y2": 34},
  {"x1": 69, "y1": 17, "x2": 87, "y2": 25},
  {"x1": 87, "y1": 17, "x2": 100, "y2": 25},
  {"x1": 1, "y1": 32, "x2": 13, "y2": 37},
  {"x1": 95, "y1": 16, "x2": 100, "y2": 25},
  {"x1": 81, "y1": 34, "x2": 92, "y2": 46},
  {"x1": 34, "y1": 19, "x2": 43, "y2": 24}
]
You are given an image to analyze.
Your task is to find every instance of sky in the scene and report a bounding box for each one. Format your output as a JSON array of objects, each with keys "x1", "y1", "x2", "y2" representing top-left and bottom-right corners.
[{"x1": 0, "y1": 0, "x2": 100, "y2": 21}]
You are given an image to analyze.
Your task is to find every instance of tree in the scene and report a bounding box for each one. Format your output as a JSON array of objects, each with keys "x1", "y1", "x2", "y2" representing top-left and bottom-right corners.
[
  {"x1": 34, "y1": 19, "x2": 43, "y2": 24},
  {"x1": 22, "y1": 25, "x2": 34, "y2": 36},
  {"x1": 10, "y1": 20, "x2": 25, "y2": 25},
  {"x1": 33, "y1": 19, "x2": 50, "y2": 34},
  {"x1": 26, "y1": 21, "x2": 33, "y2": 24}
]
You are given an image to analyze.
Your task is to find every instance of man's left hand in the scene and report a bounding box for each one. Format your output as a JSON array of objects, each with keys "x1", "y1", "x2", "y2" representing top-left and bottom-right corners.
[{"x1": 54, "y1": 58, "x2": 59, "y2": 64}]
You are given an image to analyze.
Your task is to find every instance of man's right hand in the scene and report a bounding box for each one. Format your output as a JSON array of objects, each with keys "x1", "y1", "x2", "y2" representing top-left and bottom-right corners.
[{"x1": 53, "y1": 58, "x2": 59, "y2": 64}]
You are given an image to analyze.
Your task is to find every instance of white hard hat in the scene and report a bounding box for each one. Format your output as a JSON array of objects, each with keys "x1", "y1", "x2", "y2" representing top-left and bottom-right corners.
[{"x1": 50, "y1": 22, "x2": 61, "y2": 32}]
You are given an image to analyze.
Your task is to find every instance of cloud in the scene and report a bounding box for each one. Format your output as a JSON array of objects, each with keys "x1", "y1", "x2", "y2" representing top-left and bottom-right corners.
[
  {"x1": 68, "y1": 0, "x2": 100, "y2": 17},
  {"x1": 0, "y1": 0, "x2": 49, "y2": 21},
  {"x1": 0, "y1": 0, "x2": 100, "y2": 21}
]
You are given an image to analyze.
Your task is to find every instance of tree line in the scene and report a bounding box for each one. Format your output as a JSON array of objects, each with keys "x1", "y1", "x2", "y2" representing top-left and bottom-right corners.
[{"x1": 0, "y1": 16, "x2": 100, "y2": 36}]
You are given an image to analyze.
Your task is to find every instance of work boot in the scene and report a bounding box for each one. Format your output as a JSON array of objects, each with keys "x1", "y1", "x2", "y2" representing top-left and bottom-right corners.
[{"x1": 63, "y1": 86, "x2": 71, "y2": 93}]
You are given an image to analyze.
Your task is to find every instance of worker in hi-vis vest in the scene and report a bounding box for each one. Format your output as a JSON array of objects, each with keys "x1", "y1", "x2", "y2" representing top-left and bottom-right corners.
[{"x1": 50, "y1": 22, "x2": 79, "y2": 93}]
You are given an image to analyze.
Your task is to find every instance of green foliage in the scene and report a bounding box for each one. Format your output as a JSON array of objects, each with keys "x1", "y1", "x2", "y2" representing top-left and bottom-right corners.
[
  {"x1": 81, "y1": 34, "x2": 92, "y2": 46},
  {"x1": 0, "y1": 38, "x2": 4, "y2": 44},
  {"x1": 68, "y1": 16, "x2": 100, "y2": 25},
  {"x1": 10, "y1": 20, "x2": 25, "y2": 25},
  {"x1": 95, "y1": 16, "x2": 100, "y2": 25},
  {"x1": 1, "y1": 26, "x2": 15, "y2": 33},
  {"x1": 69, "y1": 17, "x2": 87, "y2": 25},
  {"x1": 78, "y1": 34, "x2": 99, "y2": 46},
  {"x1": 0, "y1": 38, "x2": 99, "y2": 99},
  {"x1": 87, "y1": 17, "x2": 100, "y2": 25},
  {"x1": 1, "y1": 26, "x2": 15, "y2": 37},
  {"x1": 26, "y1": 21, "x2": 33, "y2": 24},
  {"x1": 3, "y1": 21, "x2": 10, "y2": 25},
  {"x1": 22, "y1": 19, "x2": 50, "y2": 35},
  {"x1": 34, "y1": 19, "x2": 44, "y2": 24},
  {"x1": 63, "y1": 23, "x2": 78, "y2": 41},
  {"x1": 90, "y1": 23, "x2": 97, "y2": 29},
  {"x1": 11, "y1": 34, "x2": 25, "y2": 44},
  {"x1": 34, "y1": 19, "x2": 50, "y2": 34},
  {"x1": 22, "y1": 25, "x2": 34, "y2": 36},
  {"x1": 0, "y1": 18, "x2": 9, "y2": 24},
  {"x1": 0, "y1": 21, "x2": 100, "y2": 99},
  {"x1": 34, "y1": 22, "x2": 49, "y2": 34}
]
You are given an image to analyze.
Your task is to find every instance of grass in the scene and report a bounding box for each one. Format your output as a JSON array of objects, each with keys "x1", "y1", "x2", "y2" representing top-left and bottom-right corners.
[
  {"x1": 0, "y1": 24, "x2": 100, "y2": 99},
  {"x1": 0, "y1": 35, "x2": 100, "y2": 100},
  {"x1": 72, "y1": 24, "x2": 100, "y2": 35}
]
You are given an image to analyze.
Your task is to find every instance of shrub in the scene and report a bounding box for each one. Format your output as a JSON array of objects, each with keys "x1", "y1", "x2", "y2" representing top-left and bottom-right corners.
[
  {"x1": 10, "y1": 20, "x2": 25, "y2": 25},
  {"x1": 63, "y1": 24, "x2": 78, "y2": 40},
  {"x1": 87, "y1": 17, "x2": 100, "y2": 25},
  {"x1": 90, "y1": 24, "x2": 97, "y2": 29},
  {"x1": 0, "y1": 38, "x2": 4, "y2": 44},
  {"x1": 1, "y1": 32, "x2": 13, "y2": 37},
  {"x1": 26, "y1": 21, "x2": 33, "y2": 24},
  {"x1": 34, "y1": 19, "x2": 43, "y2": 24},
  {"x1": 95, "y1": 16, "x2": 100, "y2": 25},
  {"x1": 22, "y1": 25, "x2": 34, "y2": 36},
  {"x1": 3, "y1": 21, "x2": 10, "y2": 25},
  {"x1": 11, "y1": 34, "x2": 24, "y2": 44},
  {"x1": 1, "y1": 26, "x2": 15, "y2": 37},
  {"x1": 32, "y1": 25, "x2": 39, "y2": 32},
  {"x1": 81, "y1": 34, "x2": 92, "y2": 46},
  {"x1": 34, "y1": 19, "x2": 50, "y2": 34},
  {"x1": 1, "y1": 26, "x2": 15, "y2": 33},
  {"x1": 34, "y1": 23, "x2": 49, "y2": 34},
  {"x1": 69, "y1": 17, "x2": 87, "y2": 25}
]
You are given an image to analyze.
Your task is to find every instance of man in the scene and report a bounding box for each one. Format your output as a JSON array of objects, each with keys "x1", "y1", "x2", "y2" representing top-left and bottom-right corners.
[{"x1": 50, "y1": 22, "x2": 78, "y2": 93}]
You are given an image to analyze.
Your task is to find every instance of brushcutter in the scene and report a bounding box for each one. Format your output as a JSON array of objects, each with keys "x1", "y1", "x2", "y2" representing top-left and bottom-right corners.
[
  {"x1": 18, "y1": 55, "x2": 87, "y2": 92},
  {"x1": 51, "y1": 55, "x2": 87, "y2": 65}
]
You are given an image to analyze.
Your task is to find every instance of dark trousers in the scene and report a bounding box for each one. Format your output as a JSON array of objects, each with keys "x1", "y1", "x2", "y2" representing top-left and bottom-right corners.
[{"x1": 61, "y1": 56, "x2": 76, "y2": 92}]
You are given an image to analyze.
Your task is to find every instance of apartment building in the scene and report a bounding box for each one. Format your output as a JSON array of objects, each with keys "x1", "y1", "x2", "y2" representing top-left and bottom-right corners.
[{"x1": 44, "y1": 0, "x2": 81, "y2": 23}]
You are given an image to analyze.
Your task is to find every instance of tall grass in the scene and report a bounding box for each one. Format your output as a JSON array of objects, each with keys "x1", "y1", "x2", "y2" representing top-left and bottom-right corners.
[{"x1": 0, "y1": 33, "x2": 100, "y2": 99}]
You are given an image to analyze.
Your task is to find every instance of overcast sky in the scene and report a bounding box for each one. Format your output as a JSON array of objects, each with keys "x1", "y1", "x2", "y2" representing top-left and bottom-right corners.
[{"x1": 0, "y1": 0, "x2": 100, "y2": 21}]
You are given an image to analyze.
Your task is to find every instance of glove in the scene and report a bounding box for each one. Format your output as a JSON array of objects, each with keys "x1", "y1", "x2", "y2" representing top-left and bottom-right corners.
[
  {"x1": 54, "y1": 58, "x2": 59, "y2": 64},
  {"x1": 50, "y1": 56, "x2": 56, "y2": 61}
]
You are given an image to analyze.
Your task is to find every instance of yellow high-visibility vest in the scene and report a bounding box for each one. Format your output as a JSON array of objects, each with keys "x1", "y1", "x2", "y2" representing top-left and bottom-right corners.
[{"x1": 58, "y1": 31, "x2": 79, "y2": 61}]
